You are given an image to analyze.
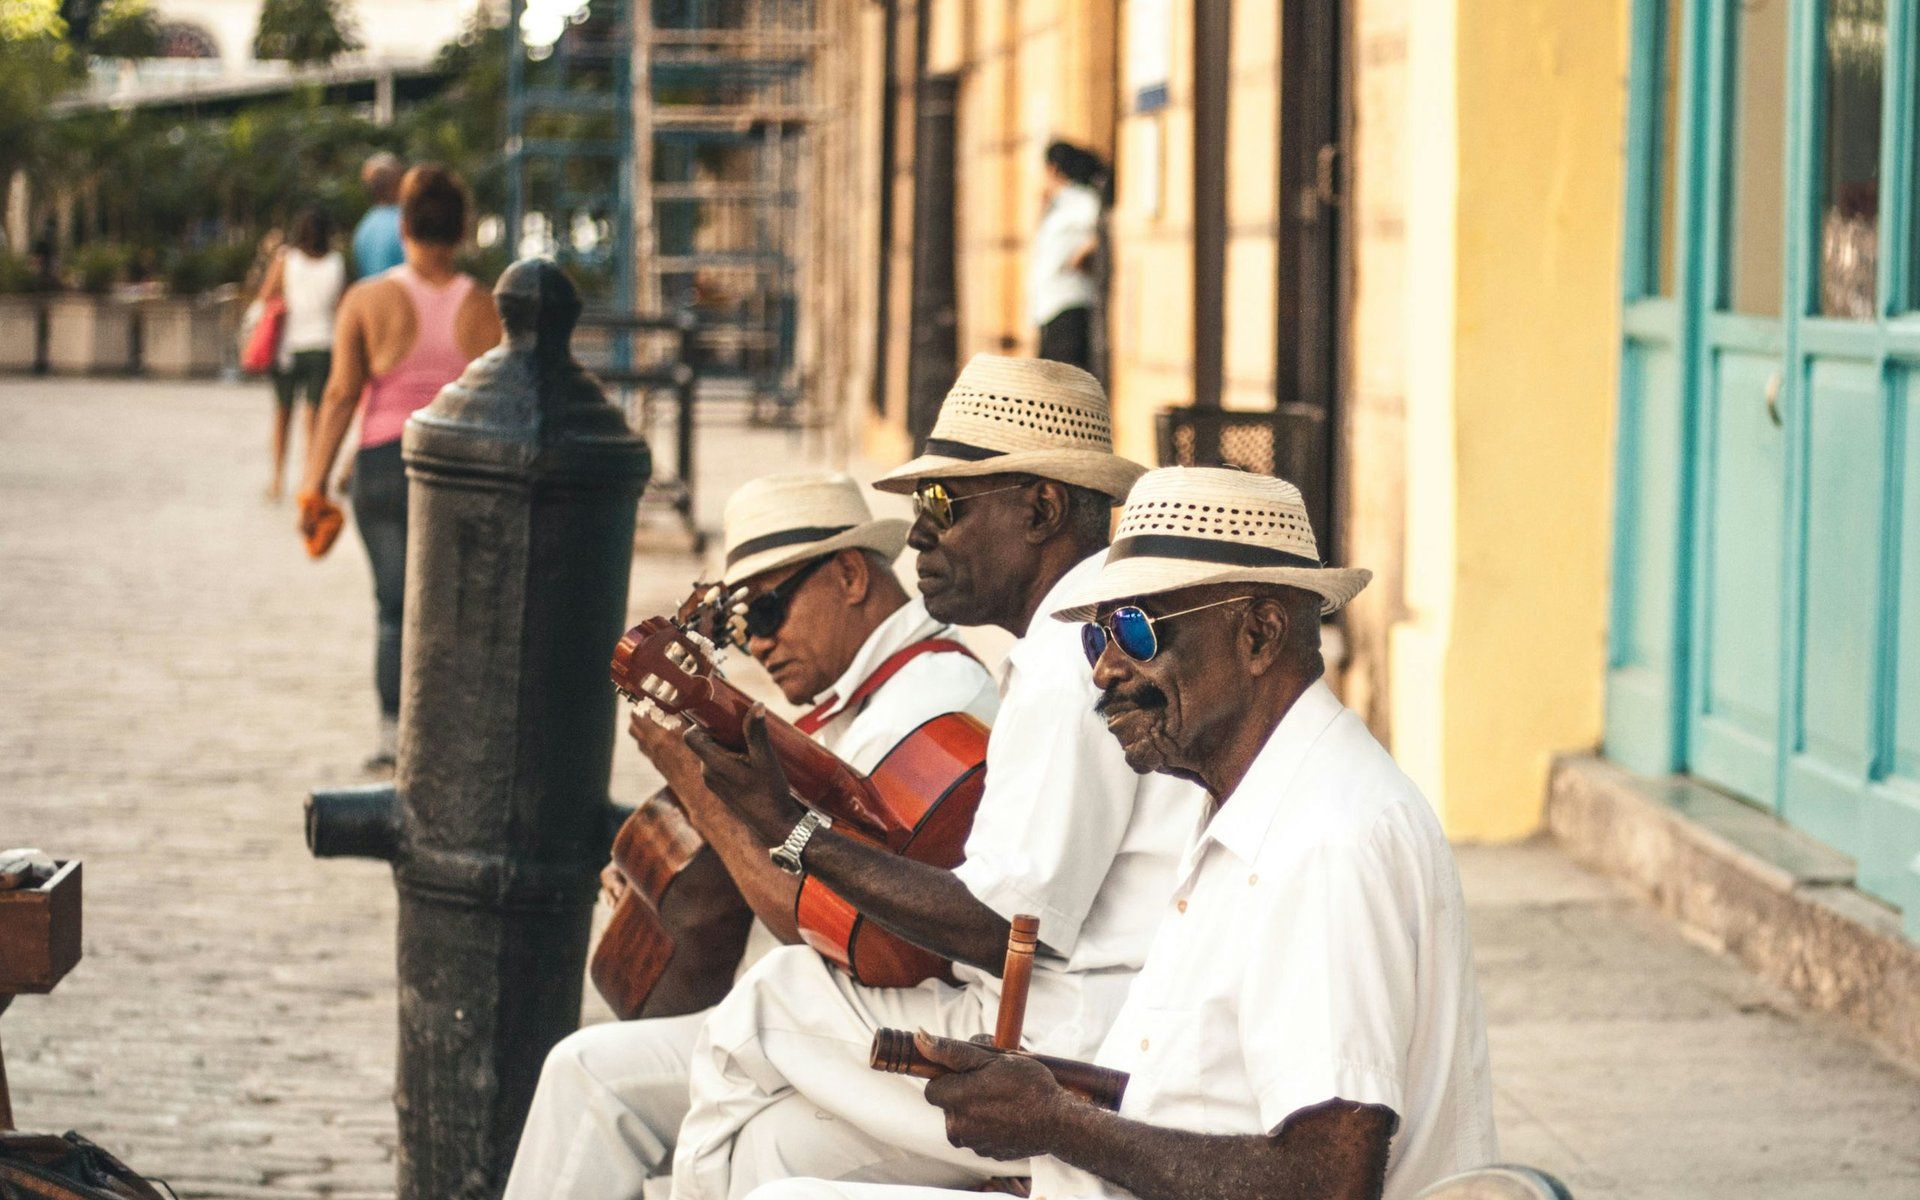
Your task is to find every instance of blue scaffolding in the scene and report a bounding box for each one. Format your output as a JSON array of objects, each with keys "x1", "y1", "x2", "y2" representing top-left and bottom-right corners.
[
  {"x1": 504, "y1": 0, "x2": 636, "y2": 362},
  {"x1": 638, "y1": 0, "x2": 815, "y2": 416}
]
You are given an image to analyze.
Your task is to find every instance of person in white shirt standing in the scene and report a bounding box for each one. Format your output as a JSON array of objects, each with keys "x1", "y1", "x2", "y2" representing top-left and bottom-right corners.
[
  {"x1": 258, "y1": 205, "x2": 345, "y2": 500},
  {"x1": 1028, "y1": 141, "x2": 1106, "y2": 372},
  {"x1": 744, "y1": 467, "x2": 1498, "y2": 1200},
  {"x1": 659, "y1": 356, "x2": 1202, "y2": 1200},
  {"x1": 504, "y1": 472, "x2": 998, "y2": 1200}
]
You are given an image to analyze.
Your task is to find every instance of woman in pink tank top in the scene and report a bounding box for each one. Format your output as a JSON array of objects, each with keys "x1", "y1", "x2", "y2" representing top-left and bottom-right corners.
[{"x1": 297, "y1": 164, "x2": 502, "y2": 768}]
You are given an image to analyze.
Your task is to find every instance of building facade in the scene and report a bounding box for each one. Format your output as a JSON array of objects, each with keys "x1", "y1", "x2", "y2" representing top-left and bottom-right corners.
[{"x1": 802, "y1": 0, "x2": 1919, "y2": 939}]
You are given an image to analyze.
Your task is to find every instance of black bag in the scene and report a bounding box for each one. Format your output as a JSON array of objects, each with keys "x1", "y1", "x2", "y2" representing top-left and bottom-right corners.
[{"x1": 0, "y1": 1131, "x2": 170, "y2": 1200}]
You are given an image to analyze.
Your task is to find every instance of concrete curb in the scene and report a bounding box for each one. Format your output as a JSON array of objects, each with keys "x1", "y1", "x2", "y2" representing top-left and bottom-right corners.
[{"x1": 1546, "y1": 754, "x2": 1920, "y2": 1067}]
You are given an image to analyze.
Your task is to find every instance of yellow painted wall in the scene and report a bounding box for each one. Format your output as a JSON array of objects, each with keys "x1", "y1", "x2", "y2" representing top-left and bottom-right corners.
[{"x1": 1403, "y1": 0, "x2": 1628, "y2": 837}]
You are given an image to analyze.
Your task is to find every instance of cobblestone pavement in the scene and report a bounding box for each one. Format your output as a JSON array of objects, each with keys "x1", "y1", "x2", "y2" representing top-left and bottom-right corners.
[{"x1": 3, "y1": 378, "x2": 1917, "y2": 1199}]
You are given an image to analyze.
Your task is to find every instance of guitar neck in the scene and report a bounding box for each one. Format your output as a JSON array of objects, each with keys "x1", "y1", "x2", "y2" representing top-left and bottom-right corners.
[{"x1": 681, "y1": 672, "x2": 897, "y2": 838}]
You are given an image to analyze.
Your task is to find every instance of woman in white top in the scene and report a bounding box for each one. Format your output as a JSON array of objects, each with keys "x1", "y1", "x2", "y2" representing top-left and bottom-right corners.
[
  {"x1": 259, "y1": 207, "x2": 345, "y2": 500},
  {"x1": 1028, "y1": 140, "x2": 1107, "y2": 371}
]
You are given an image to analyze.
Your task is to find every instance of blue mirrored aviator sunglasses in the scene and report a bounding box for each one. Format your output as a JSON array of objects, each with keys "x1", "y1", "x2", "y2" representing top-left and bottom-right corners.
[{"x1": 1080, "y1": 596, "x2": 1252, "y2": 667}]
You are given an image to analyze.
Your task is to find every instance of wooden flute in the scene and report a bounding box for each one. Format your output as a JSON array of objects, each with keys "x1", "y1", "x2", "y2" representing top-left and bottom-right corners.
[
  {"x1": 869, "y1": 914, "x2": 1130, "y2": 1111},
  {"x1": 869, "y1": 1028, "x2": 1130, "y2": 1111}
]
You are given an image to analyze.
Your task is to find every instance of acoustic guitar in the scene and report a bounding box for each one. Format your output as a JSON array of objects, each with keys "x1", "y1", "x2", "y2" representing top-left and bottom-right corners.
[
  {"x1": 610, "y1": 615, "x2": 990, "y2": 988},
  {"x1": 591, "y1": 584, "x2": 758, "y2": 1020}
]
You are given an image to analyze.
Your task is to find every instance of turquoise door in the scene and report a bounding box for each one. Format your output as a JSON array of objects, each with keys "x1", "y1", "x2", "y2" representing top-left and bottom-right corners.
[{"x1": 1610, "y1": 0, "x2": 1920, "y2": 936}]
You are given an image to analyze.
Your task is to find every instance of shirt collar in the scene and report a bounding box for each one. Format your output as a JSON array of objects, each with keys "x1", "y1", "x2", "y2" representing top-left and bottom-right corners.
[
  {"x1": 1197, "y1": 679, "x2": 1347, "y2": 867},
  {"x1": 808, "y1": 595, "x2": 949, "y2": 722},
  {"x1": 1020, "y1": 548, "x2": 1107, "y2": 640}
]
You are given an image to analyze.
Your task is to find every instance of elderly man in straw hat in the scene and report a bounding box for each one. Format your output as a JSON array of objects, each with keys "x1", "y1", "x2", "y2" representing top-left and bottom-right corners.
[
  {"x1": 660, "y1": 355, "x2": 1202, "y2": 1200},
  {"x1": 503, "y1": 472, "x2": 998, "y2": 1200},
  {"x1": 745, "y1": 468, "x2": 1498, "y2": 1200}
]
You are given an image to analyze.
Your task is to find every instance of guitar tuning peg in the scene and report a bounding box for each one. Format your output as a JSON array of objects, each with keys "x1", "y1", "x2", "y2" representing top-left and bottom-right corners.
[{"x1": 704, "y1": 585, "x2": 723, "y2": 605}]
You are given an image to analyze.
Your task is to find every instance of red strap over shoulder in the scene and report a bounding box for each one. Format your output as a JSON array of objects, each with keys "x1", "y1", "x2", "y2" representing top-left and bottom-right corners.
[{"x1": 794, "y1": 636, "x2": 981, "y2": 735}]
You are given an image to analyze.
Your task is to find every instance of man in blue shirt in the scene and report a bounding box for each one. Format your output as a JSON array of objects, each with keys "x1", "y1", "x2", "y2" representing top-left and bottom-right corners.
[{"x1": 350, "y1": 153, "x2": 406, "y2": 279}]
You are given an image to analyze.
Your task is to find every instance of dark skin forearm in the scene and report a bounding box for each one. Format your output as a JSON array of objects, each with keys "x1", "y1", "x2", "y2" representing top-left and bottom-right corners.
[
  {"x1": 682, "y1": 706, "x2": 1014, "y2": 975},
  {"x1": 797, "y1": 830, "x2": 1010, "y2": 974},
  {"x1": 1041, "y1": 1097, "x2": 1391, "y2": 1200},
  {"x1": 677, "y1": 783, "x2": 802, "y2": 943},
  {"x1": 627, "y1": 711, "x2": 800, "y2": 942},
  {"x1": 917, "y1": 1035, "x2": 1393, "y2": 1200}
]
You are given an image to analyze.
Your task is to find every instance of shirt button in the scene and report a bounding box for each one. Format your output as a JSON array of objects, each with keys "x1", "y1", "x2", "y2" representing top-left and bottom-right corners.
[
  {"x1": 1140, "y1": 1037, "x2": 1150, "y2": 1051},
  {"x1": 1249, "y1": 873, "x2": 1259, "y2": 886},
  {"x1": 1176, "y1": 899, "x2": 1188, "y2": 913}
]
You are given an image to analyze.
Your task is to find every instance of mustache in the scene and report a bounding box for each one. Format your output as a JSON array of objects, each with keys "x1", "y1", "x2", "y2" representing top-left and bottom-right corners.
[{"x1": 1096, "y1": 683, "x2": 1167, "y2": 716}]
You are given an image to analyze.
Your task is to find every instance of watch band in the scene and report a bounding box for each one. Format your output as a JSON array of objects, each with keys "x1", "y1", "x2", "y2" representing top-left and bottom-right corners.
[{"x1": 770, "y1": 809, "x2": 832, "y2": 876}]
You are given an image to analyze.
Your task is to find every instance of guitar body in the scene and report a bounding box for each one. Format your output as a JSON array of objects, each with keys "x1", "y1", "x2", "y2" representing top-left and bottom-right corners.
[
  {"x1": 612, "y1": 617, "x2": 992, "y2": 990},
  {"x1": 590, "y1": 788, "x2": 754, "y2": 1019},
  {"x1": 795, "y1": 711, "x2": 989, "y2": 986}
]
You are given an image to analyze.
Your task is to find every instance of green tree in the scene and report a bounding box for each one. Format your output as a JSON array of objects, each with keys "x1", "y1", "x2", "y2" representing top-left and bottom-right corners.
[
  {"x1": 86, "y1": 0, "x2": 159, "y2": 59},
  {"x1": 0, "y1": 1, "x2": 77, "y2": 197},
  {"x1": 252, "y1": 0, "x2": 361, "y2": 68}
]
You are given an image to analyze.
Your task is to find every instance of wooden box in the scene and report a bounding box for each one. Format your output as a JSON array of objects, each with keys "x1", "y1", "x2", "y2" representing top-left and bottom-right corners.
[{"x1": 0, "y1": 861, "x2": 82, "y2": 994}]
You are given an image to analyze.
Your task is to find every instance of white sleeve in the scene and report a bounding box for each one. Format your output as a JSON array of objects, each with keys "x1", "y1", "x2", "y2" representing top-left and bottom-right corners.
[
  {"x1": 1240, "y1": 811, "x2": 1419, "y2": 1134},
  {"x1": 951, "y1": 639, "x2": 1141, "y2": 956}
]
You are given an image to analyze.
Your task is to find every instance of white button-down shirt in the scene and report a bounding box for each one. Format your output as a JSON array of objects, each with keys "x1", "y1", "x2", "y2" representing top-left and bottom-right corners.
[
  {"x1": 1033, "y1": 680, "x2": 1496, "y2": 1200},
  {"x1": 952, "y1": 552, "x2": 1202, "y2": 1059},
  {"x1": 803, "y1": 594, "x2": 1000, "y2": 772}
]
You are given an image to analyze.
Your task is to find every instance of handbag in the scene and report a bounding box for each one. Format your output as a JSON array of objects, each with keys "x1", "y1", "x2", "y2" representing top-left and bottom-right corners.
[
  {"x1": 240, "y1": 295, "x2": 286, "y2": 376},
  {"x1": 0, "y1": 1130, "x2": 171, "y2": 1199}
]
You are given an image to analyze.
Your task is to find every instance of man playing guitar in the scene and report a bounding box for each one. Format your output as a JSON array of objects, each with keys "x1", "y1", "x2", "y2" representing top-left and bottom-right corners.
[
  {"x1": 504, "y1": 471, "x2": 998, "y2": 1199},
  {"x1": 665, "y1": 356, "x2": 1203, "y2": 1200}
]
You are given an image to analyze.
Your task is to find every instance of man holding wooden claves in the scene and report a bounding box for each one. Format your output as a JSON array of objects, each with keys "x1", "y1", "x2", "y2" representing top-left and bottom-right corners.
[{"x1": 743, "y1": 467, "x2": 1496, "y2": 1200}]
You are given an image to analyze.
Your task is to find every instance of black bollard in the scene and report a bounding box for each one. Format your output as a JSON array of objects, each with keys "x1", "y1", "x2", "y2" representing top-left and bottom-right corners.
[{"x1": 306, "y1": 259, "x2": 651, "y2": 1199}]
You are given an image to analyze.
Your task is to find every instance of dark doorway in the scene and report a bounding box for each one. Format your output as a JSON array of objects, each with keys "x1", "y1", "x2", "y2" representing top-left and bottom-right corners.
[
  {"x1": 1275, "y1": 0, "x2": 1349, "y2": 552},
  {"x1": 905, "y1": 72, "x2": 960, "y2": 448}
]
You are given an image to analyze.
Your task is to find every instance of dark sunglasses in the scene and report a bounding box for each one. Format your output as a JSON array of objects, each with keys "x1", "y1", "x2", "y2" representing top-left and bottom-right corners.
[
  {"x1": 911, "y1": 480, "x2": 1029, "y2": 531},
  {"x1": 1080, "y1": 596, "x2": 1251, "y2": 667},
  {"x1": 735, "y1": 554, "x2": 832, "y2": 645}
]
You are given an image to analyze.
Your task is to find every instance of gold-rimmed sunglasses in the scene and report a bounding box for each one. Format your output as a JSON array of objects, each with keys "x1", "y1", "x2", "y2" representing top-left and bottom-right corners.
[{"x1": 911, "y1": 480, "x2": 1030, "y2": 531}]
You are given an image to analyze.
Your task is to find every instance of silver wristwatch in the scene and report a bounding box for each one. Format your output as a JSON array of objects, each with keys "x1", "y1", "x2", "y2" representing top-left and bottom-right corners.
[{"x1": 769, "y1": 809, "x2": 833, "y2": 876}]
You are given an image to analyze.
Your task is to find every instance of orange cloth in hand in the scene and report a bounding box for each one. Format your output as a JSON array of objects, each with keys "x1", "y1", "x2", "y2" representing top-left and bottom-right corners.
[{"x1": 297, "y1": 490, "x2": 346, "y2": 559}]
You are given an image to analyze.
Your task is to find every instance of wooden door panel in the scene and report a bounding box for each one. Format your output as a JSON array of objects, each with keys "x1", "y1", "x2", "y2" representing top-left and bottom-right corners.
[
  {"x1": 1606, "y1": 340, "x2": 1686, "y2": 768},
  {"x1": 1856, "y1": 378, "x2": 1920, "y2": 935},
  {"x1": 1796, "y1": 362, "x2": 1883, "y2": 762},
  {"x1": 1693, "y1": 350, "x2": 1785, "y2": 808}
]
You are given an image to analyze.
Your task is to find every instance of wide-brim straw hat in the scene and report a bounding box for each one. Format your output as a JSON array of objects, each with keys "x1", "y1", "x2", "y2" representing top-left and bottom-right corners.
[
  {"x1": 721, "y1": 471, "x2": 909, "y2": 587},
  {"x1": 873, "y1": 354, "x2": 1147, "y2": 499},
  {"x1": 1051, "y1": 466, "x2": 1372, "y2": 620}
]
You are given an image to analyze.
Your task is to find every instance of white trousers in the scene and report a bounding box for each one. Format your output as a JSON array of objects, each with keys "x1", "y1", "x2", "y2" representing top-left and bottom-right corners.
[
  {"x1": 669, "y1": 946, "x2": 1018, "y2": 1200},
  {"x1": 503, "y1": 1011, "x2": 704, "y2": 1200}
]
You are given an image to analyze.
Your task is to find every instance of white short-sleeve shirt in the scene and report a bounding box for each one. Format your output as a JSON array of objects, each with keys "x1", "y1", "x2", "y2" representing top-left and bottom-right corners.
[
  {"x1": 951, "y1": 552, "x2": 1203, "y2": 1058},
  {"x1": 1031, "y1": 681, "x2": 1497, "y2": 1200},
  {"x1": 807, "y1": 595, "x2": 1000, "y2": 773},
  {"x1": 1028, "y1": 183, "x2": 1102, "y2": 327}
]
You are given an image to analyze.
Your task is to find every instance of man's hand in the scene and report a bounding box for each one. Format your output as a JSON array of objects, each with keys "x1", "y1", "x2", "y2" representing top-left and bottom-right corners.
[
  {"x1": 918, "y1": 1031, "x2": 1076, "y2": 1161},
  {"x1": 682, "y1": 705, "x2": 805, "y2": 845},
  {"x1": 599, "y1": 859, "x2": 629, "y2": 907},
  {"x1": 628, "y1": 707, "x2": 696, "y2": 775}
]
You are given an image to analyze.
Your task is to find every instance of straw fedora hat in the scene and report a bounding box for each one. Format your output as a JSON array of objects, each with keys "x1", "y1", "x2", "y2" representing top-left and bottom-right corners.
[
  {"x1": 1051, "y1": 467, "x2": 1371, "y2": 620},
  {"x1": 872, "y1": 354, "x2": 1147, "y2": 499},
  {"x1": 721, "y1": 472, "x2": 909, "y2": 587}
]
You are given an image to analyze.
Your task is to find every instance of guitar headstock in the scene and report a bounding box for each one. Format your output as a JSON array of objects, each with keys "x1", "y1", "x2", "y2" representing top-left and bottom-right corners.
[
  {"x1": 611, "y1": 617, "x2": 719, "y2": 719},
  {"x1": 672, "y1": 579, "x2": 732, "y2": 647}
]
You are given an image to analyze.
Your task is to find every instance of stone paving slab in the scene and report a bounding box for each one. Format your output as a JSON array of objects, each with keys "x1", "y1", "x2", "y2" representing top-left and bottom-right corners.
[{"x1": 2, "y1": 378, "x2": 1917, "y2": 1199}]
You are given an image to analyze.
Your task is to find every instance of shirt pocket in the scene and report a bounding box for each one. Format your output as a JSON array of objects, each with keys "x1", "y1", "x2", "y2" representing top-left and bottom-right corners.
[{"x1": 1114, "y1": 1003, "x2": 1213, "y2": 1132}]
